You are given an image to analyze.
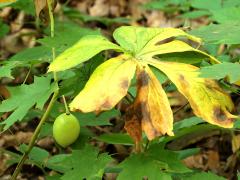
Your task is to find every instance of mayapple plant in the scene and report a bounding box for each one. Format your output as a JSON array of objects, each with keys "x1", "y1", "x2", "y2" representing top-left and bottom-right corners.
[{"x1": 48, "y1": 26, "x2": 237, "y2": 143}]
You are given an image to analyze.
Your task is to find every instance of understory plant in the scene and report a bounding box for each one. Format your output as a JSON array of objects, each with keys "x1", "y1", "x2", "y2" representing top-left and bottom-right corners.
[{"x1": 49, "y1": 26, "x2": 237, "y2": 145}]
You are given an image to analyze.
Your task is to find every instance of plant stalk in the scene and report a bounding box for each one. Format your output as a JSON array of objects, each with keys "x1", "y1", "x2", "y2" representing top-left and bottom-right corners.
[{"x1": 10, "y1": 0, "x2": 58, "y2": 179}]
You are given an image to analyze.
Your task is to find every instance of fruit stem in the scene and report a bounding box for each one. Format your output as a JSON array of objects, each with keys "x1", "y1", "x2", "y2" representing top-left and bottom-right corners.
[
  {"x1": 10, "y1": 0, "x2": 58, "y2": 179},
  {"x1": 62, "y1": 95, "x2": 70, "y2": 115}
]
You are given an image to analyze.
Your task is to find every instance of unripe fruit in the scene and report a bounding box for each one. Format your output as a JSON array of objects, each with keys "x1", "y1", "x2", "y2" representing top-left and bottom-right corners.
[{"x1": 53, "y1": 113, "x2": 80, "y2": 148}]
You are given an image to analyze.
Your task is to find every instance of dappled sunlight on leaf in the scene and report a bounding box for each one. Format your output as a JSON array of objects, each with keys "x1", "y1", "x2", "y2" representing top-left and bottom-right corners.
[
  {"x1": 70, "y1": 55, "x2": 136, "y2": 112},
  {"x1": 148, "y1": 58, "x2": 237, "y2": 128}
]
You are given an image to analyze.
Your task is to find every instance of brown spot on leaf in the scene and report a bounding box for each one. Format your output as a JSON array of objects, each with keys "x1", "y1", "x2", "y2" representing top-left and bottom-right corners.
[
  {"x1": 101, "y1": 100, "x2": 112, "y2": 109},
  {"x1": 213, "y1": 107, "x2": 227, "y2": 122},
  {"x1": 124, "y1": 105, "x2": 142, "y2": 144},
  {"x1": 120, "y1": 79, "x2": 129, "y2": 89},
  {"x1": 137, "y1": 70, "x2": 149, "y2": 87},
  {"x1": 178, "y1": 74, "x2": 189, "y2": 87}
]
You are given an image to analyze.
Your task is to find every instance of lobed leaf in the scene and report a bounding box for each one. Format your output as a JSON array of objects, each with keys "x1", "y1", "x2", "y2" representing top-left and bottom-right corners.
[
  {"x1": 113, "y1": 26, "x2": 201, "y2": 55},
  {"x1": 148, "y1": 58, "x2": 237, "y2": 128},
  {"x1": 70, "y1": 55, "x2": 136, "y2": 112},
  {"x1": 48, "y1": 35, "x2": 122, "y2": 72},
  {"x1": 0, "y1": 76, "x2": 55, "y2": 130}
]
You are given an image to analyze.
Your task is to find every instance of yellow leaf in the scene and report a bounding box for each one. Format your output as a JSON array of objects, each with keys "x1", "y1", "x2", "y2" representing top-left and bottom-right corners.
[
  {"x1": 148, "y1": 58, "x2": 237, "y2": 128},
  {"x1": 138, "y1": 40, "x2": 220, "y2": 64},
  {"x1": 70, "y1": 55, "x2": 136, "y2": 112},
  {"x1": 130, "y1": 64, "x2": 174, "y2": 140}
]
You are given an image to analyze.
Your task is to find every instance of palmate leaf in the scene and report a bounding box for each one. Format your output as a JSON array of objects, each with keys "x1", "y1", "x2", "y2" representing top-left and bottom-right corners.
[
  {"x1": 113, "y1": 26, "x2": 219, "y2": 64},
  {"x1": 70, "y1": 55, "x2": 136, "y2": 112},
  {"x1": 0, "y1": 76, "x2": 55, "y2": 130},
  {"x1": 48, "y1": 35, "x2": 123, "y2": 72},
  {"x1": 147, "y1": 58, "x2": 237, "y2": 128},
  {"x1": 113, "y1": 26, "x2": 201, "y2": 55}
]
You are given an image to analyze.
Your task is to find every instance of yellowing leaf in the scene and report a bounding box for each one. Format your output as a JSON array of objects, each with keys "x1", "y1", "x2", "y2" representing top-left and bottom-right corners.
[
  {"x1": 148, "y1": 58, "x2": 237, "y2": 128},
  {"x1": 113, "y1": 26, "x2": 201, "y2": 55},
  {"x1": 70, "y1": 55, "x2": 136, "y2": 112},
  {"x1": 48, "y1": 35, "x2": 122, "y2": 72},
  {"x1": 138, "y1": 40, "x2": 220, "y2": 64},
  {"x1": 129, "y1": 64, "x2": 173, "y2": 140}
]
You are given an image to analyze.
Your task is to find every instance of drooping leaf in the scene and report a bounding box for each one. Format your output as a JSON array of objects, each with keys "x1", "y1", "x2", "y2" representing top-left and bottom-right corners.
[
  {"x1": 113, "y1": 26, "x2": 201, "y2": 55},
  {"x1": 117, "y1": 153, "x2": 171, "y2": 180},
  {"x1": 199, "y1": 62, "x2": 240, "y2": 83},
  {"x1": 148, "y1": 59, "x2": 237, "y2": 128},
  {"x1": 70, "y1": 55, "x2": 136, "y2": 112},
  {"x1": 126, "y1": 64, "x2": 173, "y2": 140},
  {"x1": 0, "y1": 76, "x2": 55, "y2": 130},
  {"x1": 48, "y1": 35, "x2": 122, "y2": 72},
  {"x1": 61, "y1": 145, "x2": 112, "y2": 180}
]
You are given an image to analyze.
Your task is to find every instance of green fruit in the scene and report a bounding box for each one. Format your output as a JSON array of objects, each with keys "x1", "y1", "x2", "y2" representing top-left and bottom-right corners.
[{"x1": 53, "y1": 113, "x2": 80, "y2": 148}]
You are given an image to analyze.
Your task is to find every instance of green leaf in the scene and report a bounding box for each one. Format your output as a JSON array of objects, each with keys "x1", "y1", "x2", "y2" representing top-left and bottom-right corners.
[
  {"x1": 174, "y1": 116, "x2": 204, "y2": 132},
  {"x1": 191, "y1": 0, "x2": 222, "y2": 10},
  {"x1": 19, "y1": 144, "x2": 49, "y2": 165},
  {"x1": 9, "y1": 46, "x2": 52, "y2": 63},
  {"x1": 211, "y1": 7, "x2": 240, "y2": 23},
  {"x1": 11, "y1": 0, "x2": 35, "y2": 15},
  {"x1": 190, "y1": 22, "x2": 240, "y2": 44},
  {"x1": 180, "y1": 10, "x2": 211, "y2": 19},
  {"x1": 117, "y1": 153, "x2": 171, "y2": 180},
  {"x1": 46, "y1": 154, "x2": 72, "y2": 173},
  {"x1": 0, "y1": 61, "x2": 25, "y2": 79},
  {"x1": 74, "y1": 109, "x2": 120, "y2": 126},
  {"x1": 199, "y1": 62, "x2": 240, "y2": 83},
  {"x1": 113, "y1": 26, "x2": 201, "y2": 55},
  {"x1": 0, "y1": 19, "x2": 9, "y2": 38},
  {"x1": 184, "y1": 172, "x2": 225, "y2": 180},
  {"x1": 0, "y1": 76, "x2": 55, "y2": 130},
  {"x1": 147, "y1": 144, "x2": 191, "y2": 173},
  {"x1": 61, "y1": 145, "x2": 112, "y2": 180},
  {"x1": 96, "y1": 133, "x2": 134, "y2": 145},
  {"x1": 48, "y1": 35, "x2": 122, "y2": 72}
]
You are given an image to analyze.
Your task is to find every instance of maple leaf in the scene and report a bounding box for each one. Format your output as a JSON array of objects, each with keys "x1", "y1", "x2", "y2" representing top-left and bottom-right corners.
[{"x1": 0, "y1": 76, "x2": 55, "y2": 130}]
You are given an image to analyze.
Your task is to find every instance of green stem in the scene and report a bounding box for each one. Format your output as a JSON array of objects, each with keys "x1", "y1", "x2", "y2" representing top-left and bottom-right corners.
[
  {"x1": 10, "y1": 91, "x2": 58, "y2": 180},
  {"x1": 62, "y1": 95, "x2": 70, "y2": 115},
  {"x1": 10, "y1": 0, "x2": 58, "y2": 179}
]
